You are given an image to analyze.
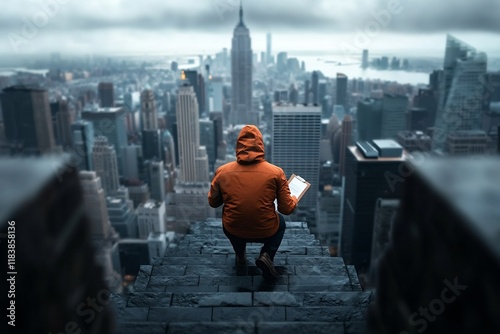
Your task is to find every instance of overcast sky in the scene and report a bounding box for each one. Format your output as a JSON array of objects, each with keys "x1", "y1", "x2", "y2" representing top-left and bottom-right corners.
[{"x1": 1, "y1": 0, "x2": 500, "y2": 57}]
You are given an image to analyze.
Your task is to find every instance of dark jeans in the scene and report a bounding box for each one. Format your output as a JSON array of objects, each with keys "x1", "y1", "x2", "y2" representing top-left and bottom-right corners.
[{"x1": 222, "y1": 214, "x2": 286, "y2": 261}]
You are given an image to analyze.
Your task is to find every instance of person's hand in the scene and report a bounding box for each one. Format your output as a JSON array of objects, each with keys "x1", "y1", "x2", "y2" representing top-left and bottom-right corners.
[{"x1": 291, "y1": 195, "x2": 298, "y2": 203}]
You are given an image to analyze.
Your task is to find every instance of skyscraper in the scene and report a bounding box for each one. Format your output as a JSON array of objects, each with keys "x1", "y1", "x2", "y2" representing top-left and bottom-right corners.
[
  {"x1": 272, "y1": 103, "x2": 321, "y2": 228},
  {"x1": 311, "y1": 71, "x2": 319, "y2": 105},
  {"x1": 357, "y1": 98, "x2": 382, "y2": 142},
  {"x1": 71, "y1": 120, "x2": 94, "y2": 171},
  {"x1": 176, "y1": 84, "x2": 209, "y2": 182},
  {"x1": 230, "y1": 1, "x2": 254, "y2": 126},
  {"x1": 407, "y1": 108, "x2": 430, "y2": 132},
  {"x1": 339, "y1": 115, "x2": 354, "y2": 178},
  {"x1": 277, "y1": 52, "x2": 288, "y2": 73},
  {"x1": 381, "y1": 94, "x2": 408, "y2": 139},
  {"x1": 98, "y1": 82, "x2": 114, "y2": 108},
  {"x1": 199, "y1": 118, "x2": 217, "y2": 170},
  {"x1": 445, "y1": 130, "x2": 488, "y2": 155},
  {"x1": 412, "y1": 88, "x2": 438, "y2": 130},
  {"x1": 208, "y1": 76, "x2": 224, "y2": 113},
  {"x1": 362, "y1": 50, "x2": 369, "y2": 69},
  {"x1": 485, "y1": 72, "x2": 500, "y2": 103},
  {"x1": 1, "y1": 86, "x2": 56, "y2": 154},
  {"x1": 209, "y1": 111, "x2": 225, "y2": 161},
  {"x1": 92, "y1": 136, "x2": 120, "y2": 196},
  {"x1": 183, "y1": 70, "x2": 204, "y2": 118},
  {"x1": 289, "y1": 84, "x2": 299, "y2": 105},
  {"x1": 370, "y1": 198, "x2": 400, "y2": 272},
  {"x1": 198, "y1": 73, "x2": 206, "y2": 116},
  {"x1": 141, "y1": 89, "x2": 158, "y2": 131},
  {"x1": 53, "y1": 99, "x2": 75, "y2": 148},
  {"x1": 397, "y1": 131, "x2": 432, "y2": 153},
  {"x1": 82, "y1": 106, "x2": 127, "y2": 173},
  {"x1": 266, "y1": 32, "x2": 272, "y2": 65},
  {"x1": 79, "y1": 171, "x2": 112, "y2": 240},
  {"x1": 107, "y1": 197, "x2": 137, "y2": 239},
  {"x1": 304, "y1": 80, "x2": 311, "y2": 104},
  {"x1": 148, "y1": 160, "x2": 165, "y2": 202},
  {"x1": 123, "y1": 144, "x2": 141, "y2": 181},
  {"x1": 162, "y1": 130, "x2": 177, "y2": 171},
  {"x1": 336, "y1": 73, "x2": 348, "y2": 111},
  {"x1": 340, "y1": 141, "x2": 407, "y2": 271},
  {"x1": 434, "y1": 35, "x2": 487, "y2": 147},
  {"x1": 136, "y1": 200, "x2": 165, "y2": 239},
  {"x1": 142, "y1": 129, "x2": 163, "y2": 161}
]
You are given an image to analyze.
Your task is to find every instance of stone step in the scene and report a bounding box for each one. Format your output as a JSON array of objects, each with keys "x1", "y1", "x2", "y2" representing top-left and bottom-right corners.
[
  {"x1": 136, "y1": 275, "x2": 358, "y2": 292},
  {"x1": 124, "y1": 291, "x2": 372, "y2": 308},
  {"x1": 113, "y1": 304, "x2": 365, "y2": 323},
  {"x1": 136, "y1": 305, "x2": 364, "y2": 323},
  {"x1": 160, "y1": 255, "x2": 343, "y2": 266},
  {"x1": 190, "y1": 228, "x2": 312, "y2": 236},
  {"x1": 182, "y1": 239, "x2": 321, "y2": 247},
  {"x1": 116, "y1": 321, "x2": 366, "y2": 334},
  {"x1": 191, "y1": 221, "x2": 308, "y2": 229},
  {"x1": 120, "y1": 221, "x2": 368, "y2": 333},
  {"x1": 163, "y1": 246, "x2": 330, "y2": 256},
  {"x1": 145, "y1": 264, "x2": 350, "y2": 278},
  {"x1": 182, "y1": 232, "x2": 316, "y2": 242}
]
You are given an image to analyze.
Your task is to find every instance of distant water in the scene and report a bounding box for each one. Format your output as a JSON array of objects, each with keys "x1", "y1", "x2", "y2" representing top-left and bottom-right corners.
[
  {"x1": 295, "y1": 56, "x2": 430, "y2": 86},
  {"x1": 0, "y1": 68, "x2": 49, "y2": 77}
]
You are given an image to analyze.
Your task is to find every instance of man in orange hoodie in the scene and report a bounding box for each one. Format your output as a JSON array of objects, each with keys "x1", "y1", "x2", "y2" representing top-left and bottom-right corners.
[{"x1": 208, "y1": 125, "x2": 298, "y2": 281}]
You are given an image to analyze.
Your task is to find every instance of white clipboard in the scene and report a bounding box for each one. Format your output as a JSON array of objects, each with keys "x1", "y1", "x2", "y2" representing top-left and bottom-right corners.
[{"x1": 287, "y1": 174, "x2": 311, "y2": 202}]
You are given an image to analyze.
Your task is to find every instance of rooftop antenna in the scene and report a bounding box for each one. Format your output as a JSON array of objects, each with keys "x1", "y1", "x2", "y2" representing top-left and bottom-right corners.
[{"x1": 239, "y1": 0, "x2": 244, "y2": 25}]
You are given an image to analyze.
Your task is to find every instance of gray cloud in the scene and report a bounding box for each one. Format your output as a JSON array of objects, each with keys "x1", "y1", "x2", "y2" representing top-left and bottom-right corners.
[
  {"x1": 1, "y1": 0, "x2": 499, "y2": 55},
  {"x1": 2, "y1": 0, "x2": 499, "y2": 33}
]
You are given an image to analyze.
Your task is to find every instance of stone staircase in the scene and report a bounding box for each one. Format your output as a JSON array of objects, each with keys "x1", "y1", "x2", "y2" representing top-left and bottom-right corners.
[{"x1": 111, "y1": 220, "x2": 372, "y2": 333}]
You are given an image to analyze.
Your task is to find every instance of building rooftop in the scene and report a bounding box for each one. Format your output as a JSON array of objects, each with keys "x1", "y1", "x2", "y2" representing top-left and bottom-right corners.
[
  {"x1": 448, "y1": 130, "x2": 488, "y2": 138},
  {"x1": 82, "y1": 106, "x2": 124, "y2": 114},
  {"x1": 139, "y1": 200, "x2": 163, "y2": 210},
  {"x1": 372, "y1": 139, "x2": 402, "y2": 150},
  {"x1": 119, "y1": 239, "x2": 149, "y2": 245},
  {"x1": 398, "y1": 131, "x2": 431, "y2": 140},
  {"x1": 147, "y1": 232, "x2": 166, "y2": 241},
  {"x1": 349, "y1": 145, "x2": 409, "y2": 162},
  {"x1": 273, "y1": 103, "x2": 322, "y2": 112}
]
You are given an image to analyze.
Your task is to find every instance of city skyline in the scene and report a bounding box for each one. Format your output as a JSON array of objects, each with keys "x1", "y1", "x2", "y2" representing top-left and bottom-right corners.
[
  {"x1": 1, "y1": 2, "x2": 499, "y2": 332},
  {"x1": 1, "y1": 0, "x2": 500, "y2": 58}
]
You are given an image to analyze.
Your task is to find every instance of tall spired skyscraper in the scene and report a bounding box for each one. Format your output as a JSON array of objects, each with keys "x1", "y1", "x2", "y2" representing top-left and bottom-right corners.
[{"x1": 230, "y1": 1, "x2": 255, "y2": 126}]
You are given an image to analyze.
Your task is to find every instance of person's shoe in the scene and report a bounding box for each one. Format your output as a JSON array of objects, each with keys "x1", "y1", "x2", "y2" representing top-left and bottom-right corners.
[
  {"x1": 255, "y1": 252, "x2": 278, "y2": 282},
  {"x1": 235, "y1": 253, "x2": 247, "y2": 267}
]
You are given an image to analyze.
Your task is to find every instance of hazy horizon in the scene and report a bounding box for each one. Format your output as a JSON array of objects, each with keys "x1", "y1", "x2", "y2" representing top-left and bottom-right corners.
[{"x1": 1, "y1": 0, "x2": 500, "y2": 59}]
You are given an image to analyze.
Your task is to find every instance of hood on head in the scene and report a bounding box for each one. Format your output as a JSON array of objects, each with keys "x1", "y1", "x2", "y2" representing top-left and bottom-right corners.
[{"x1": 236, "y1": 125, "x2": 265, "y2": 164}]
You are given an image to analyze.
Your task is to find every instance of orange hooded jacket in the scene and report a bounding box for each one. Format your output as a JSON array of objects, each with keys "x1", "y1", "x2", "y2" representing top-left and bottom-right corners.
[{"x1": 208, "y1": 125, "x2": 297, "y2": 239}]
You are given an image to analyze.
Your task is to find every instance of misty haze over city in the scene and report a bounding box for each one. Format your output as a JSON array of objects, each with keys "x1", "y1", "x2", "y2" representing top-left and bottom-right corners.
[{"x1": 1, "y1": 0, "x2": 500, "y2": 57}]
